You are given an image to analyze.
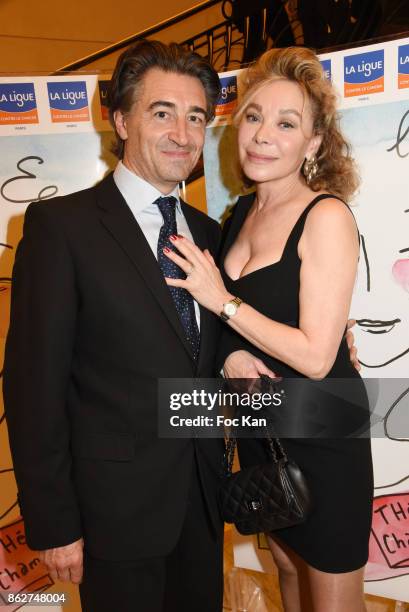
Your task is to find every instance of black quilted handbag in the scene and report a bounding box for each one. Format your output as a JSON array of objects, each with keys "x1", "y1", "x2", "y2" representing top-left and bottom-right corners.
[{"x1": 219, "y1": 383, "x2": 312, "y2": 535}]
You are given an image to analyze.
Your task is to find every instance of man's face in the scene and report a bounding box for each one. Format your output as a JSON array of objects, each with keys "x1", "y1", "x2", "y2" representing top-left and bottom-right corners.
[{"x1": 114, "y1": 68, "x2": 208, "y2": 194}]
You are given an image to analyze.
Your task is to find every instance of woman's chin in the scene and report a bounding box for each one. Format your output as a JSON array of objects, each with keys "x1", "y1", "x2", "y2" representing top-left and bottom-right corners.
[{"x1": 242, "y1": 167, "x2": 275, "y2": 184}]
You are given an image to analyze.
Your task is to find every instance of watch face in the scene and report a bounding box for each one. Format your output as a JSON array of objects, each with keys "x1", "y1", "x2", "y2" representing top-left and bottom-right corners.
[{"x1": 224, "y1": 302, "x2": 236, "y2": 316}]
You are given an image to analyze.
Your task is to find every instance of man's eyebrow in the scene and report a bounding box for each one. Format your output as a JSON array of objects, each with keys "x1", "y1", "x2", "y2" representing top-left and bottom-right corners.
[
  {"x1": 189, "y1": 105, "x2": 207, "y2": 116},
  {"x1": 148, "y1": 100, "x2": 176, "y2": 111},
  {"x1": 148, "y1": 101, "x2": 206, "y2": 116}
]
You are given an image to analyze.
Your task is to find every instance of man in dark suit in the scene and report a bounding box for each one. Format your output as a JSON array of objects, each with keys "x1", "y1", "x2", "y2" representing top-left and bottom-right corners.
[{"x1": 3, "y1": 40, "x2": 257, "y2": 612}]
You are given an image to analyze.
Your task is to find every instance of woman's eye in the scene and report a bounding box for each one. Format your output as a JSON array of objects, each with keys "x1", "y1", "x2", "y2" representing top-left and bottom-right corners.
[
  {"x1": 246, "y1": 113, "x2": 259, "y2": 122},
  {"x1": 280, "y1": 121, "x2": 294, "y2": 129}
]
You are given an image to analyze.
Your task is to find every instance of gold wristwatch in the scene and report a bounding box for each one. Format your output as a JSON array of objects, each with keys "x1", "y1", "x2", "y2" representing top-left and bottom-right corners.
[{"x1": 220, "y1": 296, "x2": 242, "y2": 322}]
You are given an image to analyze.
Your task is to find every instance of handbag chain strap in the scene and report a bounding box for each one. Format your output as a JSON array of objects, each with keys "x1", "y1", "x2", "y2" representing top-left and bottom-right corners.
[
  {"x1": 223, "y1": 416, "x2": 288, "y2": 477},
  {"x1": 222, "y1": 375, "x2": 288, "y2": 477}
]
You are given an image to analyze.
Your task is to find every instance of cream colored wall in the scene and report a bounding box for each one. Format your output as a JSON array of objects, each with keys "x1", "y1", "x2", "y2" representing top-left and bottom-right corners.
[{"x1": 0, "y1": 0, "x2": 223, "y2": 72}]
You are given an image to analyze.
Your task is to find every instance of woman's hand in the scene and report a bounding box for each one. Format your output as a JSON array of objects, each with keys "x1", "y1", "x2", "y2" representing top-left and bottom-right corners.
[
  {"x1": 223, "y1": 350, "x2": 277, "y2": 379},
  {"x1": 346, "y1": 318, "x2": 361, "y2": 372},
  {"x1": 163, "y1": 235, "x2": 233, "y2": 314}
]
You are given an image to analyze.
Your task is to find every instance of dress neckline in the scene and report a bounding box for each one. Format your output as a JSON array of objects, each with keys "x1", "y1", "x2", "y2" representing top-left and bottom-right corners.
[
  {"x1": 223, "y1": 193, "x2": 339, "y2": 283},
  {"x1": 225, "y1": 252, "x2": 285, "y2": 283}
]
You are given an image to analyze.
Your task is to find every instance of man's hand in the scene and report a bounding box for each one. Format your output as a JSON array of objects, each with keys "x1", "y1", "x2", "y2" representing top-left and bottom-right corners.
[
  {"x1": 346, "y1": 318, "x2": 361, "y2": 372},
  {"x1": 223, "y1": 350, "x2": 276, "y2": 379},
  {"x1": 39, "y1": 537, "x2": 84, "y2": 584}
]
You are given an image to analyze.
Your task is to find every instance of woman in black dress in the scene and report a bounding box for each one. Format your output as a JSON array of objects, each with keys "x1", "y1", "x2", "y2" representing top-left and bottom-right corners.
[{"x1": 164, "y1": 47, "x2": 373, "y2": 611}]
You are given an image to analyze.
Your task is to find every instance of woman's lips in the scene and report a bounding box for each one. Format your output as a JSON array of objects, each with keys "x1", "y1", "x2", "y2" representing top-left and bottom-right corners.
[
  {"x1": 246, "y1": 151, "x2": 277, "y2": 163},
  {"x1": 356, "y1": 318, "x2": 401, "y2": 334}
]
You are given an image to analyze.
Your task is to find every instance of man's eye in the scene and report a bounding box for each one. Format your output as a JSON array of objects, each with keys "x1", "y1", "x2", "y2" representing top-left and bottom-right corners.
[
  {"x1": 155, "y1": 111, "x2": 169, "y2": 119},
  {"x1": 189, "y1": 115, "x2": 204, "y2": 124}
]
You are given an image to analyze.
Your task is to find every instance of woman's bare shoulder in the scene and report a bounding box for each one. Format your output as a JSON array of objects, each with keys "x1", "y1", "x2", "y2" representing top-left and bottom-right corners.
[{"x1": 305, "y1": 196, "x2": 356, "y2": 230}]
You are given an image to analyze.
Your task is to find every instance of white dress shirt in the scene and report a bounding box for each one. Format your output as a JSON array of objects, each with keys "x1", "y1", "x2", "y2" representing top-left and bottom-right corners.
[{"x1": 113, "y1": 161, "x2": 200, "y2": 328}]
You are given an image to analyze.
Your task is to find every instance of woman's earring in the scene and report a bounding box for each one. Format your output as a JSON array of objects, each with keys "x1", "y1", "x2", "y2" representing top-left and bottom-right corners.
[{"x1": 303, "y1": 155, "x2": 318, "y2": 184}]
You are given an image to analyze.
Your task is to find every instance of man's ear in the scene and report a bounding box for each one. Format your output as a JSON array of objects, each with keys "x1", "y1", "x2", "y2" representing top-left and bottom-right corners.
[{"x1": 113, "y1": 110, "x2": 128, "y2": 140}]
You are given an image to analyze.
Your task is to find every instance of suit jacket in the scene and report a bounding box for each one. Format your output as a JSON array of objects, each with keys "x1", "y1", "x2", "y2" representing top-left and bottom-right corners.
[{"x1": 4, "y1": 172, "x2": 224, "y2": 560}]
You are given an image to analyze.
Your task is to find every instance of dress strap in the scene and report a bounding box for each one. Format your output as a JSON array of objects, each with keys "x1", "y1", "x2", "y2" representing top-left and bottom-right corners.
[{"x1": 282, "y1": 193, "x2": 356, "y2": 261}]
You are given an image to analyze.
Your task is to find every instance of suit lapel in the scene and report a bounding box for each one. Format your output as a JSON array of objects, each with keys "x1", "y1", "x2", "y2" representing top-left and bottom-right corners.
[
  {"x1": 180, "y1": 199, "x2": 208, "y2": 252},
  {"x1": 180, "y1": 199, "x2": 214, "y2": 374},
  {"x1": 96, "y1": 174, "x2": 195, "y2": 361}
]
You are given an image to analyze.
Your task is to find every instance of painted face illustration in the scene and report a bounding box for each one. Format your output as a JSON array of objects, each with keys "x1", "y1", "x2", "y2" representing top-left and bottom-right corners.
[
  {"x1": 346, "y1": 106, "x2": 409, "y2": 372},
  {"x1": 354, "y1": 205, "x2": 409, "y2": 370},
  {"x1": 342, "y1": 101, "x2": 409, "y2": 498}
]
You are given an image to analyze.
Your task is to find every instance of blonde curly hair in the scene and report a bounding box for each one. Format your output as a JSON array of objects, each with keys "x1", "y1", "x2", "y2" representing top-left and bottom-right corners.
[{"x1": 233, "y1": 46, "x2": 359, "y2": 202}]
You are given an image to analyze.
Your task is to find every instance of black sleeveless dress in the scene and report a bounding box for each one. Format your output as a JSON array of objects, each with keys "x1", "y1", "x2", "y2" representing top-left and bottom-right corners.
[{"x1": 217, "y1": 193, "x2": 373, "y2": 573}]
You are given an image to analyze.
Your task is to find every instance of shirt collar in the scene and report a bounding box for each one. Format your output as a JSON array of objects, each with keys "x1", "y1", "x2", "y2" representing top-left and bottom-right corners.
[{"x1": 113, "y1": 161, "x2": 181, "y2": 214}]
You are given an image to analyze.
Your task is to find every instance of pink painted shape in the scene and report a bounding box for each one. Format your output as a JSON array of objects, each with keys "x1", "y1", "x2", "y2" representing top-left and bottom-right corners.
[
  {"x1": 392, "y1": 259, "x2": 409, "y2": 292},
  {"x1": 365, "y1": 493, "x2": 409, "y2": 582},
  {"x1": 0, "y1": 517, "x2": 53, "y2": 610}
]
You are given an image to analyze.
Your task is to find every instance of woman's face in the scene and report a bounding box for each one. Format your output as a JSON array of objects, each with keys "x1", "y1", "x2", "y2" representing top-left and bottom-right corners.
[{"x1": 237, "y1": 79, "x2": 320, "y2": 186}]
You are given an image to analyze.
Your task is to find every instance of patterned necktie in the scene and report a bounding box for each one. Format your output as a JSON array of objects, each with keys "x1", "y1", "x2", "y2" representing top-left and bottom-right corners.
[{"x1": 155, "y1": 196, "x2": 200, "y2": 359}]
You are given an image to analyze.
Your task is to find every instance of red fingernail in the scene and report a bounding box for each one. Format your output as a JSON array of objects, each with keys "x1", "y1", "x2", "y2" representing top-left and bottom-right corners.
[
  {"x1": 170, "y1": 234, "x2": 178, "y2": 240},
  {"x1": 163, "y1": 247, "x2": 171, "y2": 253}
]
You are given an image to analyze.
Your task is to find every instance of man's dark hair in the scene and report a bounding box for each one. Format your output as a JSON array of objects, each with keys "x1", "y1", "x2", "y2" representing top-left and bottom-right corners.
[{"x1": 107, "y1": 39, "x2": 221, "y2": 158}]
